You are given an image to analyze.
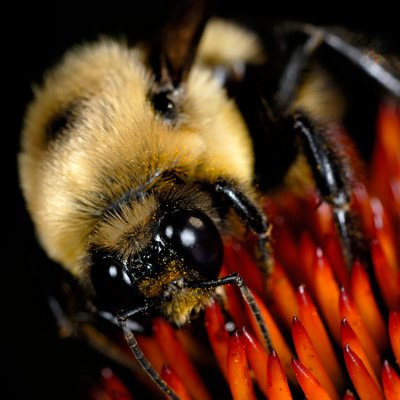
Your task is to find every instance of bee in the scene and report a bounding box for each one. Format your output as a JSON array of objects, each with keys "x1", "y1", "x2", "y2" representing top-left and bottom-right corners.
[
  {"x1": 17, "y1": 1, "x2": 400, "y2": 398},
  {"x1": 18, "y1": 2, "x2": 273, "y2": 398}
]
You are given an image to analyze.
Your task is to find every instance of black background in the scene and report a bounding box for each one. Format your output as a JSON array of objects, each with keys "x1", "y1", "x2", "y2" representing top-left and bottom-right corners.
[{"x1": 5, "y1": 1, "x2": 400, "y2": 399}]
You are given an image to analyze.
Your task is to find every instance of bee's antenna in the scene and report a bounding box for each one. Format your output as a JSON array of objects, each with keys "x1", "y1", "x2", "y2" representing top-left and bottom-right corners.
[
  {"x1": 117, "y1": 306, "x2": 180, "y2": 400},
  {"x1": 189, "y1": 272, "x2": 274, "y2": 352}
]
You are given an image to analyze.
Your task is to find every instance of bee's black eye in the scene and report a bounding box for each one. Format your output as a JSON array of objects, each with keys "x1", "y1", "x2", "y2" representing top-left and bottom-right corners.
[
  {"x1": 151, "y1": 91, "x2": 177, "y2": 120},
  {"x1": 90, "y1": 253, "x2": 140, "y2": 312},
  {"x1": 159, "y1": 210, "x2": 223, "y2": 280}
]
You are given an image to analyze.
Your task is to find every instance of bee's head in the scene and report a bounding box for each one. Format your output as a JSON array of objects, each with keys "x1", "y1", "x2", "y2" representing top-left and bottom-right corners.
[{"x1": 89, "y1": 207, "x2": 224, "y2": 325}]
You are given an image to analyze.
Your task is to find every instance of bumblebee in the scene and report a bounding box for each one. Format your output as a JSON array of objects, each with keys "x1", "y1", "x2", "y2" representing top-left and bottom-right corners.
[
  {"x1": 18, "y1": 4, "x2": 274, "y2": 397},
  {"x1": 18, "y1": 1, "x2": 400, "y2": 398}
]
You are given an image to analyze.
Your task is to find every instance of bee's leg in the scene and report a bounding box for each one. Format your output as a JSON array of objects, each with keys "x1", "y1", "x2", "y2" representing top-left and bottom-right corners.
[
  {"x1": 275, "y1": 33, "x2": 324, "y2": 112},
  {"x1": 293, "y1": 113, "x2": 366, "y2": 270},
  {"x1": 118, "y1": 306, "x2": 180, "y2": 400},
  {"x1": 47, "y1": 294, "x2": 149, "y2": 377},
  {"x1": 212, "y1": 179, "x2": 273, "y2": 275},
  {"x1": 189, "y1": 272, "x2": 273, "y2": 352},
  {"x1": 279, "y1": 22, "x2": 400, "y2": 99},
  {"x1": 47, "y1": 295, "x2": 76, "y2": 338}
]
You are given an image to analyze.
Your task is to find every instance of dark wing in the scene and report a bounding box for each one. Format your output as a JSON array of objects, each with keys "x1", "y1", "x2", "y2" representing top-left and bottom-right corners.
[{"x1": 271, "y1": 22, "x2": 400, "y2": 161}]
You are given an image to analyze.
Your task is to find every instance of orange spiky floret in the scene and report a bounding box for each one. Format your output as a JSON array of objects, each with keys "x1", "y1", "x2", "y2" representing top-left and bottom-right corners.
[
  {"x1": 291, "y1": 316, "x2": 340, "y2": 400},
  {"x1": 389, "y1": 309, "x2": 400, "y2": 368},
  {"x1": 339, "y1": 286, "x2": 382, "y2": 376},
  {"x1": 291, "y1": 357, "x2": 332, "y2": 400},
  {"x1": 153, "y1": 317, "x2": 211, "y2": 400},
  {"x1": 343, "y1": 344, "x2": 384, "y2": 400},
  {"x1": 242, "y1": 327, "x2": 269, "y2": 397},
  {"x1": 312, "y1": 247, "x2": 342, "y2": 343},
  {"x1": 89, "y1": 368, "x2": 134, "y2": 400},
  {"x1": 227, "y1": 331, "x2": 256, "y2": 400},
  {"x1": 296, "y1": 285, "x2": 344, "y2": 389},
  {"x1": 381, "y1": 360, "x2": 400, "y2": 400},
  {"x1": 340, "y1": 318, "x2": 381, "y2": 389},
  {"x1": 161, "y1": 364, "x2": 192, "y2": 400},
  {"x1": 267, "y1": 350, "x2": 293, "y2": 400}
]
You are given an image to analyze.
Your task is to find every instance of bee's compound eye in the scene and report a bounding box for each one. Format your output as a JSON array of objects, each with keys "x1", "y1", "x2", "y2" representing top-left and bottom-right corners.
[
  {"x1": 159, "y1": 210, "x2": 223, "y2": 280},
  {"x1": 90, "y1": 253, "x2": 138, "y2": 312}
]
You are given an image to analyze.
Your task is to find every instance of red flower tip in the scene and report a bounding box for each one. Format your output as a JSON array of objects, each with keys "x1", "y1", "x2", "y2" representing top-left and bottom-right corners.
[
  {"x1": 291, "y1": 357, "x2": 332, "y2": 400},
  {"x1": 227, "y1": 330, "x2": 256, "y2": 400},
  {"x1": 296, "y1": 285, "x2": 344, "y2": 389},
  {"x1": 153, "y1": 317, "x2": 211, "y2": 400},
  {"x1": 381, "y1": 360, "x2": 400, "y2": 400},
  {"x1": 340, "y1": 318, "x2": 381, "y2": 389},
  {"x1": 241, "y1": 327, "x2": 269, "y2": 397},
  {"x1": 314, "y1": 201, "x2": 335, "y2": 243},
  {"x1": 267, "y1": 350, "x2": 293, "y2": 400},
  {"x1": 312, "y1": 246, "x2": 341, "y2": 342},
  {"x1": 89, "y1": 367, "x2": 133, "y2": 400},
  {"x1": 342, "y1": 389, "x2": 356, "y2": 399},
  {"x1": 205, "y1": 299, "x2": 230, "y2": 380},
  {"x1": 388, "y1": 309, "x2": 400, "y2": 368},
  {"x1": 292, "y1": 316, "x2": 340, "y2": 399},
  {"x1": 370, "y1": 197, "x2": 399, "y2": 272},
  {"x1": 246, "y1": 291, "x2": 295, "y2": 385},
  {"x1": 339, "y1": 287, "x2": 382, "y2": 375},
  {"x1": 343, "y1": 344, "x2": 384, "y2": 400},
  {"x1": 161, "y1": 364, "x2": 192, "y2": 400}
]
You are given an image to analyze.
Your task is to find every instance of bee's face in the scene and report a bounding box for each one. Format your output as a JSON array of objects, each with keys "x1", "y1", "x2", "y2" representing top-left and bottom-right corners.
[
  {"x1": 18, "y1": 39, "x2": 253, "y2": 276},
  {"x1": 90, "y1": 207, "x2": 223, "y2": 325},
  {"x1": 18, "y1": 15, "x2": 260, "y2": 338}
]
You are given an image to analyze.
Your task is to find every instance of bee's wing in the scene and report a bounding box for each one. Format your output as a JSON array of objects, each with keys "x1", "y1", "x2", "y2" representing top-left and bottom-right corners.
[
  {"x1": 283, "y1": 23, "x2": 400, "y2": 96},
  {"x1": 264, "y1": 22, "x2": 400, "y2": 161},
  {"x1": 149, "y1": 0, "x2": 211, "y2": 90},
  {"x1": 271, "y1": 22, "x2": 400, "y2": 111}
]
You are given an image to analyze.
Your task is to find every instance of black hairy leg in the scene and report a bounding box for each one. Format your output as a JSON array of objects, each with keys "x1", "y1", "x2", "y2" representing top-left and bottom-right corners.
[
  {"x1": 293, "y1": 114, "x2": 367, "y2": 270},
  {"x1": 202, "y1": 178, "x2": 273, "y2": 275}
]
